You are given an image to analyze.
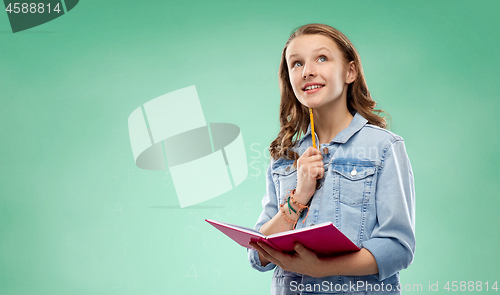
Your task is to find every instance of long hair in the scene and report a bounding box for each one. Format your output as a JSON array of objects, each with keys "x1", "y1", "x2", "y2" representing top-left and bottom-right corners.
[{"x1": 269, "y1": 23, "x2": 388, "y2": 165}]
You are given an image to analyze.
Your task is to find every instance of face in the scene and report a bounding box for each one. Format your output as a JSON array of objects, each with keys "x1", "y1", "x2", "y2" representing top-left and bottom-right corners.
[{"x1": 285, "y1": 34, "x2": 355, "y2": 110}]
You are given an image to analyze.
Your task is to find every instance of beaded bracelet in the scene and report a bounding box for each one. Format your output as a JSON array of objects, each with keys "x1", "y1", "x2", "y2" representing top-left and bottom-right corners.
[
  {"x1": 279, "y1": 193, "x2": 299, "y2": 230},
  {"x1": 280, "y1": 188, "x2": 311, "y2": 229},
  {"x1": 287, "y1": 196, "x2": 297, "y2": 214},
  {"x1": 289, "y1": 189, "x2": 311, "y2": 225}
]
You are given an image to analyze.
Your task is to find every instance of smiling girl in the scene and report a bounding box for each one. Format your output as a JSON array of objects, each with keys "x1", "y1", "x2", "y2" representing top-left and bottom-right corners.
[{"x1": 248, "y1": 24, "x2": 415, "y2": 295}]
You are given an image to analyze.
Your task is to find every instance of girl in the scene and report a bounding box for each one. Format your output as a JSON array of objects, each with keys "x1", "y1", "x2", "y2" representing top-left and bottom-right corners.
[{"x1": 248, "y1": 24, "x2": 415, "y2": 295}]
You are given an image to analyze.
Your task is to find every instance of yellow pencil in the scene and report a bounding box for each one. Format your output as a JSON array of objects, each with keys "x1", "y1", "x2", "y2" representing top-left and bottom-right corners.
[
  {"x1": 309, "y1": 108, "x2": 316, "y2": 149},
  {"x1": 310, "y1": 107, "x2": 321, "y2": 190}
]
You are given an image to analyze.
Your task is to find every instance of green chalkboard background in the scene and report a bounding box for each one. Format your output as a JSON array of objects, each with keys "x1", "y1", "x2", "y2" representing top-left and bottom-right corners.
[{"x1": 1, "y1": 0, "x2": 499, "y2": 294}]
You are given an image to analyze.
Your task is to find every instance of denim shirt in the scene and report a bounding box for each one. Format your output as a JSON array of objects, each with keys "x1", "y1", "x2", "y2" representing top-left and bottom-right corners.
[{"x1": 247, "y1": 112, "x2": 415, "y2": 295}]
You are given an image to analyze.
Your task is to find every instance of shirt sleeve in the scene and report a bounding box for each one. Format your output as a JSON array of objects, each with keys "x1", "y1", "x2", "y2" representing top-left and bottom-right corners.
[
  {"x1": 361, "y1": 139, "x2": 416, "y2": 281},
  {"x1": 247, "y1": 159, "x2": 279, "y2": 272}
]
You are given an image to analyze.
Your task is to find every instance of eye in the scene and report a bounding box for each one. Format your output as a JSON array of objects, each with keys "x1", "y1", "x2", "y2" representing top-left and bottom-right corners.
[
  {"x1": 318, "y1": 55, "x2": 327, "y2": 62},
  {"x1": 292, "y1": 61, "x2": 303, "y2": 68}
]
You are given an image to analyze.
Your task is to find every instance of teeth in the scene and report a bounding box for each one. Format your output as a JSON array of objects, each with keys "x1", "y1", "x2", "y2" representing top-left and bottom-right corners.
[{"x1": 304, "y1": 85, "x2": 323, "y2": 91}]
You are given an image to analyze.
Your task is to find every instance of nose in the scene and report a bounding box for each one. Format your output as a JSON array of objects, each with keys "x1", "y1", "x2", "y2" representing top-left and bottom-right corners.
[{"x1": 302, "y1": 63, "x2": 316, "y2": 79}]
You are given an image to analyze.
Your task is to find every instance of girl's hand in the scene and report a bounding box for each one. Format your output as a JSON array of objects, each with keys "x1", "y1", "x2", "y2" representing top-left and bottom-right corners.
[
  {"x1": 295, "y1": 147, "x2": 324, "y2": 204},
  {"x1": 249, "y1": 241, "x2": 324, "y2": 278}
]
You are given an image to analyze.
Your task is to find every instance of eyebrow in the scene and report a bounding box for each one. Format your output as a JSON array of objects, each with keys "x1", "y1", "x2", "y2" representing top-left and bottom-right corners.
[{"x1": 287, "y1": 46, "x2": 332, "y2": 60}]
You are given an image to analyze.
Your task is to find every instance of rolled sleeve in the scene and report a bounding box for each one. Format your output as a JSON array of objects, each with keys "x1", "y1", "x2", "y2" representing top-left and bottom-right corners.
[
  {"x1": 362, "y1": 139, "x2": 416, "y2": 281},
  {"x1": 247, "y1": 159, "x2": 279, "y2": 272}
]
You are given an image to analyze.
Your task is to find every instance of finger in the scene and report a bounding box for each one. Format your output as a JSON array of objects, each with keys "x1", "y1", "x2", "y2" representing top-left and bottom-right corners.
[
  {"x1": 298, "y1": 155, "x2": 322, "y2": 171},
  {"x1": 304, "y1": 162, "x2": 323, "y2": 173},
  {"x1": 310, "y1": 146, "x2": 321, "y2": 155},
  {"x1": 315, "y1": 167, "x2": 325, "y2": 179},
  {"x1": 307, "y1": 154, "x2": 323, "y2": 162},
  {"x1": 249, "y1": 241, "x2": 270, "y2": 256},
  {"x1": 249, "y1": 241, "x2": 259, "y2": 250},
  {"x1": 257, "y1": 242, "x2": 288, "y2": 262},
  {"x1": 249, "y1": 242, "x2": 267, "y2": 256},
  {"x1": 309, "y1": 161, "x2": 324, "y2": 169},
  {"x1": 252, "y1": 242, "x2": 284, "y2": 266},
  {"x1": 250, "y1": 243, "x2": 267, "y2": 256},
  {"x1": 293, "y1": 243, "x2": 315, "y2": 258},
  {"x1": 307, "y1": 166, "x2": 324, "y2": 178},
  {"x1": 299, "y1": 162, "x2": 319, "y2": 176},
  {"x1": 303, "y1": 146, "x2": 321, "y2": 157}
]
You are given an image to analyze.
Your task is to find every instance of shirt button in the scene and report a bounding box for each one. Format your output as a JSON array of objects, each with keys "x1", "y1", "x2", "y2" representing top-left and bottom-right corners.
[
  {"x1": 310, "y1": 223, "x2": 315, "y2": 226},
  {"x1": 351, "y1": 167, "x2": 357, "y2": 176},
  {"x1": 323, "y1": 147, "x2": 329, "y2": 154},
  {"x1": 285, "y1": 166, "x2": 290, "y2": 172}
]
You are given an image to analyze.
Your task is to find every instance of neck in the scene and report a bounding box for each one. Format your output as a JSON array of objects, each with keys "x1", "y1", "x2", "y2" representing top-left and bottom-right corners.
[{"x1": 312, "y1": 97, "x2": 353, "y2": 146}]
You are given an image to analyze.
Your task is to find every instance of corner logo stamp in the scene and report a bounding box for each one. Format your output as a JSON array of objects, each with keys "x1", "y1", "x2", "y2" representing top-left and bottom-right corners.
[{"x1": 3, "y1": 0, "x2": 79, "y2": 33}]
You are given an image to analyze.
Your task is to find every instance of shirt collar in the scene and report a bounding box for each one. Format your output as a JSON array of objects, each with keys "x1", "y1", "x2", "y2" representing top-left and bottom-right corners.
[{"x1": 298, "y1": 111, "x2": 368, "y2": 146}]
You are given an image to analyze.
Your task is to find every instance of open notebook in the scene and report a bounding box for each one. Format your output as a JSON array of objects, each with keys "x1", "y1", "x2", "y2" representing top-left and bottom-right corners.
[{"x1": 205, "y1": 219, "x2": 360, "y2": 257}]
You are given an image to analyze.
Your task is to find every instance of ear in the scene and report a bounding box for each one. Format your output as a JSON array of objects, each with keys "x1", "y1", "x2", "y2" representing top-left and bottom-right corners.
[{"x1": 346, "y1": 61, "x2": 357, "y2": 84}]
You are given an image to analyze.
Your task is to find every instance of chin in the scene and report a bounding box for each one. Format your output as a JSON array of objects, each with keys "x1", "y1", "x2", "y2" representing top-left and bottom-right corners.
[{"x1": 300, "y1": 99, "x2": 323, "y2": 109}]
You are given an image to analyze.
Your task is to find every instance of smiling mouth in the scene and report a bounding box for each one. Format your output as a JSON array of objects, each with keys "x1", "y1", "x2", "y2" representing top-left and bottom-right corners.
[{"x1": 302, "y1": 85, "x2": 325, "y2": 91}]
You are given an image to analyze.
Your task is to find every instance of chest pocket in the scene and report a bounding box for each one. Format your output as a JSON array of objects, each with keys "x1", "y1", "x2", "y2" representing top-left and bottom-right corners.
[
  {"x1": 331, "y1": 162, "x2": 376, "y2": 205},
  {"x1": 271, "y1": 162, "x2": 297, "y2": 205}
]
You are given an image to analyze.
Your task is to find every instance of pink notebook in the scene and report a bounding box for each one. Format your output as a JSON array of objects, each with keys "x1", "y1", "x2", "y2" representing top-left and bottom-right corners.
[{"x1": 205, "y1": 219, "x2": 360, "y2": 257}]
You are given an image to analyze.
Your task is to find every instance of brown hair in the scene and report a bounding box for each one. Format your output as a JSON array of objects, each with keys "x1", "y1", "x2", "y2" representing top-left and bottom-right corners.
[{"x1": 269, "y1": 23, "x2": 388, "y2": 164}]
